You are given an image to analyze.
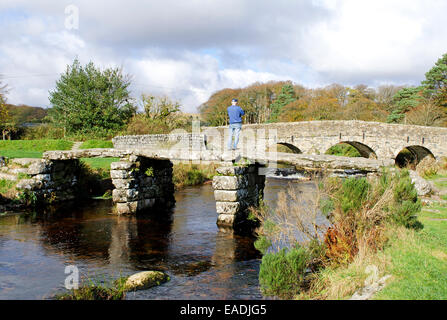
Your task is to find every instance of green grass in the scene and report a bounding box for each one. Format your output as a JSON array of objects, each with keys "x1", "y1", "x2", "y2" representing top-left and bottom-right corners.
[
  {"x1": 79, "y1": 140, "x2": 114, "y2": 149},
  {"x1": 373, "y1": 176, "x2": 447, "y2": 300},
  {"x1": 325, "y1": 143, "x2": 362, "y2": 157},
  {"x1": 0, "y1": 179, "x2": 17, "y2": 195},
  {"x1": 81, "y1": 158, "x2": 119, "y2": 170},
  {"x1": 80, "y1": 158, "x2": 119, "y2": 180},
  {"x1": 0, "y1": 140, "x2": 73, "y2": 158}
]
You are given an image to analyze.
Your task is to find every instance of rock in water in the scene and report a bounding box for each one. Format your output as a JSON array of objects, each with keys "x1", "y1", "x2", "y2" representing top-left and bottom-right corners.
[{"x1": 124, "y1": 271, "x2": 169, "y2": 291}]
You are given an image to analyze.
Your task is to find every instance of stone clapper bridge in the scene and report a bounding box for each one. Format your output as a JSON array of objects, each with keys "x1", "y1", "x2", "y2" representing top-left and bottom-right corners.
[{"x1": 40, "y1": 120, "x2": 447, "y2": 231}]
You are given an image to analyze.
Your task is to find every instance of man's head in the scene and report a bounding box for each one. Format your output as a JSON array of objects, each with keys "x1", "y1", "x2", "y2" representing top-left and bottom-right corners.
[{"x1": 231, "y1": 98, "x2": 238, "y2": 105}]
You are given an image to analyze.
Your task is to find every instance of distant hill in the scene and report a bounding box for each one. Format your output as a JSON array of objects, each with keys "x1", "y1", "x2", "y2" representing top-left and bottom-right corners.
[{"x1": 5, "y1": 104, "x2": 48, "y2": 124}]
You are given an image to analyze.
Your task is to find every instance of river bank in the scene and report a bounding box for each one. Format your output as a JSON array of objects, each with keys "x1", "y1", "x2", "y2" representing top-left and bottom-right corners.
[{"x1": 252, "y1": 165, "x2": 447, "y2": 300}]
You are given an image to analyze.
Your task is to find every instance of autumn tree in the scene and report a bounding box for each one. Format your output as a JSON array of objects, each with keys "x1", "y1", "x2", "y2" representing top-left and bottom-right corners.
[
  {"x1": 124, "y1": 94, "x2": 187, "y2": 135},
  {"x1": 405, "y1": 100, "x2": 445, "y2": 126}
]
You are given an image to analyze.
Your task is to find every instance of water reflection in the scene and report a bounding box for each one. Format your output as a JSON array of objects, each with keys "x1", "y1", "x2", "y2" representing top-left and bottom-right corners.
[{"x1": 0, "y1": 178, "x2": 314, "y2": 299}]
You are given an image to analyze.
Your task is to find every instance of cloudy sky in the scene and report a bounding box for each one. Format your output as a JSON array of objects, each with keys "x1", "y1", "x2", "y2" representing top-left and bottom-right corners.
[{"x1": 0, "y1": 0, "x2": 446, "y2": 112}]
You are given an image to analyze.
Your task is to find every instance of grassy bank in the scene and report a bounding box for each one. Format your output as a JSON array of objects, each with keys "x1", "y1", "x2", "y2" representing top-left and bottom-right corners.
[
  {"x1": 253, "y1": 168, "x2": 447, "y2": 300},
  {"x1": 173, "y1": 163, "x2": 218, "y2": 189},
  {"x1": 0, "y1": 139, "x2": 73, "y2": 158},
  {"x1": 79, "y1": 140, "x2": 114, "y2": 149}
]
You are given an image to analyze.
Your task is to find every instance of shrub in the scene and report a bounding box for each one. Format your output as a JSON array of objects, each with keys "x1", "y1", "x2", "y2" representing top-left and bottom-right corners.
[
  {"x1": 388, "y1": 170, "x2": 421, "y2": 229},
  {"x1": 259, "y1": 247, "x2": 311, "y2": 298},
  {"x1": 172, "y1": 163, "x2": 217, "y2": 189},
  {"x1": 254, "y1": 235, "x2": 272, "y2": 255},
  {"x1": 56, "y1": 277, "x2": 126, "y2": 300},
  {"x1": 338, "y1": 177, "x2": 370, "y2": 214},
  {"x1": 321, "y1": 169, "x2": 422, "y2": 266}
]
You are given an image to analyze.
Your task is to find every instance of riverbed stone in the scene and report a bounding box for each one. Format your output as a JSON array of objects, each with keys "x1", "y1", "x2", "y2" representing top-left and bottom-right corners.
[
  {"x1": 409, "y1": 170, "x2": 432, "y2": 196},
  {"x1": 124, "y1": 271, "x2": 169, "y2": 291}
]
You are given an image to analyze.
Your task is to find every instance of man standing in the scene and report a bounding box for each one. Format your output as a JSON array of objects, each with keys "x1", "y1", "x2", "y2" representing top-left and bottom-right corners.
[{"x1": 227, "y1": 98, "x2": 245, "y2": 150}]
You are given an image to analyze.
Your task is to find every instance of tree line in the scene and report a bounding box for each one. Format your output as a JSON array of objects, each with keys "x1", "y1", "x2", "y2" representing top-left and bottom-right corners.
[{"x1": 199, "y1": 53, "x2": 447, "y2": 127}]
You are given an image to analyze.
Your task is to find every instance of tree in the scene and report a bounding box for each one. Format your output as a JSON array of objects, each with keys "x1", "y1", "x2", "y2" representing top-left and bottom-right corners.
[
  {"x1": 386, "y1": 87, "x2": 423, "y2": 123},
  {"x1": 0, "y1": 77, "x2": 14, "y2": 140},
  {"x1": 405, "y1": 100, "x2": 445, "y2": 127},
  {"x1": 124, "y1": 94, "x2": 188, "y2": 135},
  {"x1": 269, "y1": 82, "x2": 296, "y2": 122},
  {"x1": 142, "y1": 94, "x2": 180, "y2": 120},
  {"x1": 422, "y1": 52, "x2": 447, "y2": 109},
  {"x1": 48, "y1": 59, "x2": 136, "y2": 137}
]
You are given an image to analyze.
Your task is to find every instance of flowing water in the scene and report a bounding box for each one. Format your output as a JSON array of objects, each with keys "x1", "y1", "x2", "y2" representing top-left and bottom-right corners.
[{"x1": 0, "y1": 178, "x2": 317, "y2": 300}]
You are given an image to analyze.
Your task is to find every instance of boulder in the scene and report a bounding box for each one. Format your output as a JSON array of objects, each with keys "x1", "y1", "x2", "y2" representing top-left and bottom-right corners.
[
  {"x1": 409, "y1": 170, "x2": 432, "y2": 197},
  {"x1": 124, "y1": 271, "x2": 169, "y2": 291}
]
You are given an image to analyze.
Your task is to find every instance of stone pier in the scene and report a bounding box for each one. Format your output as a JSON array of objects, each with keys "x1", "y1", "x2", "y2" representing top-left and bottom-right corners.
[
  {"x1": 212, "y1": 164, "x2": 265, "y2": 231},
  {"x1": 111, "y1": 156, "x2": 175, "y2": 215}
]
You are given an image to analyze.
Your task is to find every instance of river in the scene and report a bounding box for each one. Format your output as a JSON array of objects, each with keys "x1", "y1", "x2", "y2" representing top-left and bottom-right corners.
[{"x1": 0, "y1": 178, "x2": 316, "y2": 300}]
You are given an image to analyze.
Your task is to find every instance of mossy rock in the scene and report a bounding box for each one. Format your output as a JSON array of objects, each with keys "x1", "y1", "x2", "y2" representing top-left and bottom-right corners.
[{"x1": 124, "y1": 271, "x2": 169, "y2": 291}]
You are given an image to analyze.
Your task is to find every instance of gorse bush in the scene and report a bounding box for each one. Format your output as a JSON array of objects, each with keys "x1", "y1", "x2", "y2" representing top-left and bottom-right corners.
[
  {"x1": 388, "y1": 170, "x2": 421, "y2": 229},
  {"x1": 259, "y1": 247, "x2": 310, "y2": 299}
]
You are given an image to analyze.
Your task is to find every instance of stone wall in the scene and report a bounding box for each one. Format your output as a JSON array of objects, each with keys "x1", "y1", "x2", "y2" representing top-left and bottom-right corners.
[
  {"x1": 112, "y1": 133, "x2": 206, "y2": 150},
  {"x1": 111, "y1": 155, "x2": 175, "y2": 215},
  {"x1": 1, "y1": 158, "x2": 82, "y2": 204},
  {"x1": 212, "y1": 164, "x2": 265, "y2": 231}
]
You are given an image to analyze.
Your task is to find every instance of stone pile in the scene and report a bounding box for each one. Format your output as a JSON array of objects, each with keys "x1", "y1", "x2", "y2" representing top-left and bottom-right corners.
[{"x1": 1, "y1": 158, "x2": 81, "y2": 203}]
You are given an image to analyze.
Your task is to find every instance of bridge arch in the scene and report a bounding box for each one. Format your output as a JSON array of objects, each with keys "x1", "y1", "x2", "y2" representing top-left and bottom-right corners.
[
  {"x1": 326, "y1": 141, "x2": 377, "y2": 159},
  {"x1": 276, "y1": 142, "x2": 302, "y2": 154},
  {"x1": 395, "y1": 145, "x2": 435, "y2": 168}
]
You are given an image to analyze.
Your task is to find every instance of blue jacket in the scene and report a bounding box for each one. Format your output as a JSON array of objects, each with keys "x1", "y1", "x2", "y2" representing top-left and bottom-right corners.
[{"x1": 227, "y1": 105, "x2": 245, "y2": 124}]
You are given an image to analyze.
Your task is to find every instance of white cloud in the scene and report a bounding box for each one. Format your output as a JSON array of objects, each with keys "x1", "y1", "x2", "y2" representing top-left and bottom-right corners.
[{"x1": 0, "y1": 0, "x2": 446, "y2": 112}]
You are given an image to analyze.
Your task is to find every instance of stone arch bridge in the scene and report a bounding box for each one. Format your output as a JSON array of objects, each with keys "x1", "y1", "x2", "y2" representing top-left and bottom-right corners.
[
  {"x1": 205, "y1": 120, "x2": 447, "y2": 163},
  {"x1": 32, "y1": 120, "x2": 446, "y2": 231}
]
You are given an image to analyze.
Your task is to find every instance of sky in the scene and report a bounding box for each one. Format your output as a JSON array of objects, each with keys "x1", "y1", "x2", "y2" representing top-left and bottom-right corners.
[{"x1": 0, "y1": 0, "x2": 446, "y2": 112}]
